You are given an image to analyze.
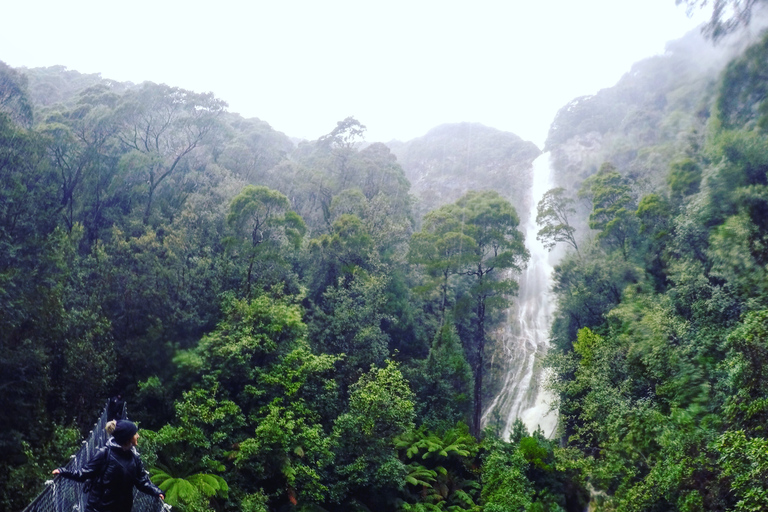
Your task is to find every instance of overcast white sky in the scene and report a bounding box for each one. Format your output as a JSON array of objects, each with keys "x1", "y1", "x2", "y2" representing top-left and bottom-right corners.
[{"x1": 2, "y1": 1, "x2": 708, "y2": 148}]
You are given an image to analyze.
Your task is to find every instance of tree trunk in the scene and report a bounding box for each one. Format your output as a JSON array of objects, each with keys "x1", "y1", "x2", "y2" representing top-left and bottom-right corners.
[{"x1": 471, "y1": 294, "x2": 486, "y2": 438}]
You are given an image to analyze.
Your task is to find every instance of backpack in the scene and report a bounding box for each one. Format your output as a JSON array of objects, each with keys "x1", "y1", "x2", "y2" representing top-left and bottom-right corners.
[{"x1": 83, "y1": 447, "x2": 113, "y2": 495}]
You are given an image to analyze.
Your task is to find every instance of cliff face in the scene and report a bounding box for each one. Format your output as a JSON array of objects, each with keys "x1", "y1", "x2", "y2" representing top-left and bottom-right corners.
[
  {"x1": 544, "y1": 27, "x2": 746, "y2": 198},
  {"x1": 387, "y1": 122, "x2": 541, "y2": 221}
]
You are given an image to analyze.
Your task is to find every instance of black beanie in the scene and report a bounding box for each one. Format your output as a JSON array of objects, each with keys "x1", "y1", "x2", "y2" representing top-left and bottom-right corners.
[{"x1": 113, "y1": 420, "x2": 138, "y2": 445}]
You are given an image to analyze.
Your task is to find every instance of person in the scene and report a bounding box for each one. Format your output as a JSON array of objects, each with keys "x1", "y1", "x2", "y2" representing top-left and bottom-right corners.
[
  {"x1": 107, "y1": 395, "x2": 125, "y2": 421},
  {"x1": 53, "y1": 420, "x2": 164, "y2": 512}
]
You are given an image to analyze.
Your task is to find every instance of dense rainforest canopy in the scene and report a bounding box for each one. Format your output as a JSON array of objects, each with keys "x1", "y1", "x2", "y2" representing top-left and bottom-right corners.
[{"x1": 5, "y1": 4, "x2": 768, "y2": 511}]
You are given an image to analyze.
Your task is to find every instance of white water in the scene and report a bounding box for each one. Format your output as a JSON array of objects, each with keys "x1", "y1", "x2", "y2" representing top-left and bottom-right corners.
[{"x1": 482, "y1": 152, "x2": 558, "y2": 439}]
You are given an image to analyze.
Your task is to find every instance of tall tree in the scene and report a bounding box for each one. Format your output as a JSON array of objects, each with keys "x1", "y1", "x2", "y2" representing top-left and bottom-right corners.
[
  {"x1": 116, "y1": 83, "x2": 226, "y2": 224},
  {"x1": 580, "y1": 162, "x2": 638, "y2": 259},
  {"x1": 0, "y1": 61, "x2": 33, "y2": 127},
  {"x1": 226, "y1": 185, "x2": 305, "y2": 297},
  {"x1": 454, "y1": 191, "x2": 529, "y2": 437},
  {"x1": 408, "y1": 208, "x2": 477, "y2": 320}
]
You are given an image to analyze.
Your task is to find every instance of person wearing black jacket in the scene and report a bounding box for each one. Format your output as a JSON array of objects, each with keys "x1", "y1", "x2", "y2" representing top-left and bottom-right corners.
[{"x1": 53, "y1": 420, "x2": 164, "y2": 512}]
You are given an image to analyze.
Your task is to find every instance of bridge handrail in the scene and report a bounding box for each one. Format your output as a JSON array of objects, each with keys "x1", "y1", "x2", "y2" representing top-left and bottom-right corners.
[{"x1": 22, "y1": 401, "x2": 166, "y2": 512}]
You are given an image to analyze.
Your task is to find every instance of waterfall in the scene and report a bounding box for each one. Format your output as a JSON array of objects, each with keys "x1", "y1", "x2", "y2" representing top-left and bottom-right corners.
[{"x1": 482, "y1": 152, "x2": 558, "y2": 439}]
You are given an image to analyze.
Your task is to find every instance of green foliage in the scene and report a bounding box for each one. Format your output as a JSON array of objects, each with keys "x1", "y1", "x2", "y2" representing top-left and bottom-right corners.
[
  {"x1": 192, "y1": 293, "x2": 307, "y2": 399},
  {"x1": 536, "y1": 187, "x2": 579, "y2": 254},
  {"x1": 416, "y1": 190, "x2": 528, "y2": 436},
  {"x1": 234, "y1": 401, "x2": 334, "y2": 504},
  {"x1": 115, "y1": 82, "x2": 227, "y2": 224},
  {"x1": 414, "y1": 322, "x2": 473, "y2": 431},
  {"x1": 480, "y1": 438, "x2": 532, "y2": 512},
  {"x1": 716, "y1": 30, "x2": 768, "y2": 130},
  {"x1": 394, "y1": 424, "x2": 481, "y2": 511},
  {"x1": 0, "y1": 60, "x2": 33, "y2": 126},
  {"x1": 1, "y1": 426, "x2": 81, "y2": 512},
  {"x1": 308, "y1": 271, "x2": 390, "y2": 385},
  {"x1": 549, "y1": 245, "x2": 640, "y2": 350},
  {"x1": 225, "y1": 184, "x2": 305, "y2": 297},
  {"x1": 307, "y1": 214, "x2": 376, "y2": 301},
  {"x1": 715, "y1": 430, "x2": 768, "y2": 511},
  {"x1": 331, "y1": 361, "x2": 415, "y2": 502},
  {"x1": 15, "y1": 27, "x2": 768, "y2": 512},
  {"x1": 580, "y1": 162, "x2": 639, "y2": 259},
  {"x1": 408, "y1": 208, "x2": 477, "y2": 316},
  {"x1": 150, "y1": 467, "x2": 229, "y2": 512},
  {"x1": 667, "y1": 158, "x2": 702, "y2": 200},
  {"x1": 722, "y1": 310, "x2": 768, "y2": 432}
]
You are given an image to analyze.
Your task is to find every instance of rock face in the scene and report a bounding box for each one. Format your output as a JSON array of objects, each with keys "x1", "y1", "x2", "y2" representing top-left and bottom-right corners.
[
  {"x1": 387, "y1": 122, "x2": 541, "y2": 222},
  {"x1": 543, "y1": 26, "x2": 748, "y2": 196}
]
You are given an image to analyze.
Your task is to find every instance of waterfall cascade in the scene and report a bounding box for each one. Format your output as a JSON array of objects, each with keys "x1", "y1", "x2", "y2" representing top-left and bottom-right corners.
[{"x1": 482, "y1": 152, "x2": 558, "y2": 439}]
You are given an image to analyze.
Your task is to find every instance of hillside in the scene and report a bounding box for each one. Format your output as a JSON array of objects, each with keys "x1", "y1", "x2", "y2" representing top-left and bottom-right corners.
[{"x1": 388, "y1": 123, "x2": 540, "y2": 221}]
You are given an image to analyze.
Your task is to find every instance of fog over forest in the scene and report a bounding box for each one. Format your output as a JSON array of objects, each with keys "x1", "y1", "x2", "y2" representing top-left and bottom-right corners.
[
  {"x1": 1, "y1": 1, "x2": 710, "y2": 146},
  {"x1": 5, "y1": 2, "x2": 768, "y2": 512}
]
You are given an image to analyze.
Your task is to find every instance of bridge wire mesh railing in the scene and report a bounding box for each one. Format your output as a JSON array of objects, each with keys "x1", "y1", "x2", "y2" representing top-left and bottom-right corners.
[{"x1": 22, "y1": 401, "x2": 167, "y2": 512}]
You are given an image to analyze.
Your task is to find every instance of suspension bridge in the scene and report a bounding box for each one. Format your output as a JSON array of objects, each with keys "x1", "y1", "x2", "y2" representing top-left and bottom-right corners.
[{"x1": 22, "y1": 401, "x2": 166, "y2": 512}]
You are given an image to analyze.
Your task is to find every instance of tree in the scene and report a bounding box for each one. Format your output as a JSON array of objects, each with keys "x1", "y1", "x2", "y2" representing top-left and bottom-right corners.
[
  {"x1": 315, "y1": 117, "x2": 367, "y2": 202},
  {"x1": 0, "y1": 61, "x2": 33, "y2": 127},
  {"x1": 317, "y1": 116, "x2": 366, "y2": 151},
  {"x1": 453, "y1": 191, "x2": 529, "y2": 437},
  {"x1": 116, "y1": 83, "x2": 226, "y2": 224},
  {"x1": 172, "y1": 292, "x2": 339, "y2": 508},
  {"x1": 150, "y1": 467, "x2": 228, "y2": 512},
  {"x1": 636, "y1": 193, "x2": 674, "y2": 289},
  {"x1": 481, "y1": 438, "x2": 532, "y2": 511},
  {"x1": 549, "y1": 244, "x2": 640, "y2": 351},
  {"x1": 38, "y1": 84, "x2": 122, "y2": 236},
  {"x1": 308, "y1": 271, "x2": 391, "y2": 387},
  {"x1": 408, "y1": 208, "x2": 477, "y2": 320},
  {"x1": 677, "y1": 0, "x2": 761, "y2": 41},
  {"x1": 330, "y1": 361, "x2": 415, "y2": 505},
  {"x1": 226, "y1": 185, "x2": 305, "y2": 297},
  {"x1": 536, "y1": 186, "x2": 579, "y2": 255},
  {"x1": 715, "y1": 430, "x2": 768, "y2": 511},
  {"x1": 722, "y1": 309, "x2": 768, "y2": 433},
  {"x1": 394, "y1": 424, "x2": 480, "y2": 510},
  {"x1": 580, "y1": 162, "x2": 638, "y2": 259},
  {"x1": 416, "y1": 321, "x2": 474, "y2": 431},
  {"x1": 667, "y1": 158, "x2": 702, "y2": 201},
  {"x1": 716, "y1": 30, "x2": 768, "y2": 130},
  {"x1": 306, "y1": 214, "x2": 376, "y2": 302}
]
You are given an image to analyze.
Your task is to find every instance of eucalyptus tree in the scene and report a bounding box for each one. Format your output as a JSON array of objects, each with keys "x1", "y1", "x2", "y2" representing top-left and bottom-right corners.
[
  {"x1": 536, "y1": 186, "x2": 579, "y2": 255},
  {"x1": 39, "y1": 89, "x2": 122, "y2": 233},
  {"x1": 412, "y1": 191, "x2": 528, "y2": 437},
  {"x1": 454, "y1": 191, "x2": 529, "y2": 437},
  {"x1": 115, "y1": 82, "x2": 227, "y2": 224},
  {"x1": 0, "y1": 60, "x2": 33, "y2": 127},
  {"x1": 580, "y1": 162, "x2": 638, "y2": 259},
  {"x1": 407, "y1": 208, "x2": 476, "y2": 319},
  {"x1": 226, "y1": 184, "x2": 306, "y2": 297}
]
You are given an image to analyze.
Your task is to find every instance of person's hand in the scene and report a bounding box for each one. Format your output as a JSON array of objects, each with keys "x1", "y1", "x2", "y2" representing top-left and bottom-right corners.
[
  {"x1": 159, "y1": 494, "x2": 165, "y2": 500},
  {"x1": 52, "y1": 469, "x2": 60, "y2": 475}
]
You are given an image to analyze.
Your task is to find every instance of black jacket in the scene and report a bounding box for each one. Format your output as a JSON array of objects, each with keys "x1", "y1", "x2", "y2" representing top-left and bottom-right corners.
[{"x1": 57, "y1": 439, "x2": 162, "y2": 512}]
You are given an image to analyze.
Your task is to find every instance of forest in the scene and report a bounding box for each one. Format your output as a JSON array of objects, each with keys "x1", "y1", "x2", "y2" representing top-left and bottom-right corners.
[{"x1": 4, "y1": 4, "x2": 768, "y2": 512}]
